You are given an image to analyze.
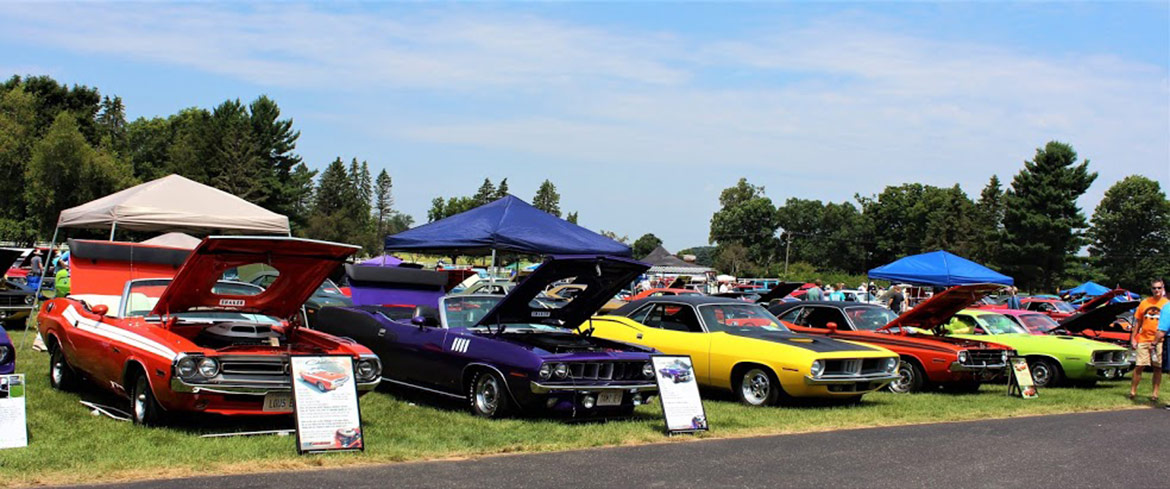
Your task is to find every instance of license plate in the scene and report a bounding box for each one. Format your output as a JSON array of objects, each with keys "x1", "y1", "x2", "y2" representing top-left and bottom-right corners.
[
  {"x1": 263, "y1": 392, "x2": 293, "y2": 412},
  {"x1": 597, "y1": 391, "x2": 622, "y2": 407}
]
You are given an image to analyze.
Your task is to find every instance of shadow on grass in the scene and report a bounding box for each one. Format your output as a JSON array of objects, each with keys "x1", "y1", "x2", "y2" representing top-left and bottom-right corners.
[{"x1": 376, "y1": 381, "x2": 661, "y2": 424}]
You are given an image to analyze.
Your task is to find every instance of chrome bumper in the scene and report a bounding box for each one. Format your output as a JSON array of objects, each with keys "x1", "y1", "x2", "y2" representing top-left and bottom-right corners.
[
  {"x1": 171, "y1": 378, "x2": 380, "y2": 395},
  {"x1": 529, "y1": 381, "x2": 658, "y2": 394},
  {"x1": 804, "y1": 372, "x2": 900, "y2": 385},
  {"x1": 1087, "y1": 360, "x2": 1131, "y2": 369},
  {"x1": 949, "y1": 361, "x2": 1008, "y2": 372}
]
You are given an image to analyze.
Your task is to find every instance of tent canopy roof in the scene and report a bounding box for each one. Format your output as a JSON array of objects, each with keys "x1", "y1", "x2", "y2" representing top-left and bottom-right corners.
[
  {"x1": 868, "y1": 250, "x2": 1013, "y2": 287},
  {"x1": 57, "y1": 174, "x2": 289, "y2": 234},
  {"x1": 641, "y1": 245, "x2": 712, "y2": 273},
  {"x1": 384, "y1": 195, "x2": 631, "y2": 257},
  {"x1": 1061, "y1": 281, "x2": 1111, "y2": 297},
  {"x1": 140, "y1": 232, "x2": 202, "y2": 250}
]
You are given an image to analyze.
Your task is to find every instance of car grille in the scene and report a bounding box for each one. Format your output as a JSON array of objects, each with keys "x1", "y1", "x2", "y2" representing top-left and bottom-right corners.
[
  {"x1": 823, "y1": 358, "x2": 886, "y2": 376},
  {"x1": 0, "y1": 294, "x2": 30, "y2": 307},
  {"x1": 960, "y1": 350, "x2": 1006, "y2": 367},
  {"x1": 1093, "y1": 350, "x2": 1126, "y2": 364},
  {"x1": 218, "y1": 356, "x2": 289, "y2": 384},
  {"x1": 564, "y1": 361, "x2": 646, "y2": 381}
]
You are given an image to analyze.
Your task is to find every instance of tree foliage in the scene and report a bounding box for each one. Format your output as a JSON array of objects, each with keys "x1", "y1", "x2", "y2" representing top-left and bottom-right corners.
[
  {"x1": 709, "y1": 178, "x2": 779, "y2": 271},
  {"x1": 533, "y1": 180, "x2": 561, "y2": 217},
  {"x1": 632, "y1": 233, "x2": 663, "y2": 259},
  {"x1": 1087, "y1": 175, "x2": 1170, "y2": 290},
  {"x1": 1000, "y1": 141, "x2": 1097, "y2": 291}
]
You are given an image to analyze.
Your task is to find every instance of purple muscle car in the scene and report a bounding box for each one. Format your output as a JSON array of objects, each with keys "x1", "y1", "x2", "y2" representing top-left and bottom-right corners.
[
  {"x1": 0, "y1": 325, "x2": 13, "y2": 375},
  {"x1": 658, "y1": 359, "x2": 693, "y2": 383},
  {"x1": 314, "y1": 256, "x2": 659, "y2": 418}
]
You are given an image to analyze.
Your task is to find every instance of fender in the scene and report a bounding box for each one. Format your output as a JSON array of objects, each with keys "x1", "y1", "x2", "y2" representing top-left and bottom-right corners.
[{"x1": 462, "y1": 362, "x2": 523, "y2": 407}]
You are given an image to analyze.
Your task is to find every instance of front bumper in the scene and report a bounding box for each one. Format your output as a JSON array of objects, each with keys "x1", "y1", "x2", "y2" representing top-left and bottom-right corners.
[
  {"x1": 529, "y1": 381, "x2": 658, "y2": 394},
  {"x1": 949, "y1": 361, "x2": 1008, "y2": 372},
  {"x1": 804, "y1": 372, "x2": 900, "y2": 385},
  {"x1": 1086, "y1": 360, "x2": 1131, "y2": 369},
  {"x1": 171, "y1": 377, "x2": 379, "y2": 394}
]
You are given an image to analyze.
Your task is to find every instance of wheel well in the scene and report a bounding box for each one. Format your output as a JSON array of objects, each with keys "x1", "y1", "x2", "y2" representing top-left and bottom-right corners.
[
  {"x1": 1025, "y1": 355, "x2": 1064, "y2": 374},
  {"x1": 899, "y1": 355, "x2": 925, "y2": 372},
  {"x1": 461, "y1": 364, "x2": 520, "y2": 405},
  {"x1": 730, "y1": 362, "x2": 788, "y2": 396},
  {"x1": 122, "y1": 361, "x2": 149, "y2": 397},
  {"x1": 44, "y1": 333, "x2": 60, "y2": 352}
]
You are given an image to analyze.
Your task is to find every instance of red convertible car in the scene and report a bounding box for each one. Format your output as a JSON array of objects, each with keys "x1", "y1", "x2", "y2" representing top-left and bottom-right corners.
[
  {"x1": 37, "y1": 236, "x2": 382, "y2": 425},
  {"x1": 770, "y1": 284, "x2": 1015, "y2": 393}
]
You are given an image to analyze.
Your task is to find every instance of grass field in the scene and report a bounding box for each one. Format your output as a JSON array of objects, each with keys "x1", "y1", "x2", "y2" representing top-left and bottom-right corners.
[{"x1": 0, "y1": 328, "x2": 1157, "y2": 488}]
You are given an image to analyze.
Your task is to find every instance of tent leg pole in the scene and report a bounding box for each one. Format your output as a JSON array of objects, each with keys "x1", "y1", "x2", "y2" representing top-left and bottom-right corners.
[
  {"x1": 21, "y1": 226, "x2": 59, "y2": 350},
  {"x1": 109, "y1": 222, "x2": 117, "y2": 241},
  {"x1": 490, "y1": 249, "x2": 497, "y2": 280}
]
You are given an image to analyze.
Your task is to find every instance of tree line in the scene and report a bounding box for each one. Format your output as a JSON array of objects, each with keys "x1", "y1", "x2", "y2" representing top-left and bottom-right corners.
[{"x1": 701, "y1": 142, "x2": 1169, "y2": 292}]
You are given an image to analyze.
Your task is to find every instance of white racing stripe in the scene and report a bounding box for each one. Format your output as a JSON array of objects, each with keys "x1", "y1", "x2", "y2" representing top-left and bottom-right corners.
[
  {"x1": 61, "y1": 305, "x2": 177, "y2": 360},
  {"x1": 451, "y1": 337, "x2": 471, "y2": 354}
]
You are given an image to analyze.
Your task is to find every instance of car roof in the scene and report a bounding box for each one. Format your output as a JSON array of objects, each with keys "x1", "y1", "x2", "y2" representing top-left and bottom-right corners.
[
  {"x1": 771, "y1": 300, "x2": 879, "y2": 309},
  {"x1": 626, "y1": 295, "x2": 754, "y2": 306}
]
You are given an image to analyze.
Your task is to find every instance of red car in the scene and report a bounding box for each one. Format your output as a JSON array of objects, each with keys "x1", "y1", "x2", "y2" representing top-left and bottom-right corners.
[
  {"x1": 1019, "y1": 297, "x2": 1078, "y2": 320},
  {"x1": 37, "y1": 236, "x2": 382, "y2": 425},
  {"x1": 627, "y1": 288, "x2": 703, "y2": 302},
  {"x1": 770, "y1": 284, "x2": 1015, "y2": 393},
  {"x1": 300, "y1": 369, "x2": 350, "y2": 392}
]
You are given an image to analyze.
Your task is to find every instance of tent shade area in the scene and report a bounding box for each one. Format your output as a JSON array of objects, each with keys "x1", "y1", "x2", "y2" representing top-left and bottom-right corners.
[
  {"x1": 641, "y1": 245, "x2": 712, "y2": 274},
  {"x1": 868, "y1": 250, "x2": 1013, "y2": 287},
  {"x1": 57, "y1": 174, "x2": 290, "y2": 235},
  {"x1": 384, "y1": 195, "x2": 631, "y2": 257}
]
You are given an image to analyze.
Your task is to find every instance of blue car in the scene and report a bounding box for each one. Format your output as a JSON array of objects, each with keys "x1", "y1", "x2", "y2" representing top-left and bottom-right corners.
[
  {"x1": 0, "y1": 325, "x2": 14, "y2": 375},
  {"x1": 315, "y1": 256, "x2": 659, "y2": 418}
]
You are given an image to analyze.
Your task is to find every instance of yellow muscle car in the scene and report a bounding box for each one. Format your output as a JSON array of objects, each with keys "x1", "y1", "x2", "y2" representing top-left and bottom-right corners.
[{"x1": 584, "y1": 296, "x2": 900, "y2": 405}]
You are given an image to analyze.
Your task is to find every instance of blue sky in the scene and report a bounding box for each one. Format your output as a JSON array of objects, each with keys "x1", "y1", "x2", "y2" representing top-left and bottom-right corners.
[{"x1": 3, "y1": 2, "x2": 1167, "y2": 251}]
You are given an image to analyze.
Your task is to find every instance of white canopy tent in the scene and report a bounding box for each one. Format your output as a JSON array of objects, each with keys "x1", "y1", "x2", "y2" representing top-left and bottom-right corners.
[{"x1": 140, "y1": 232, "x2": 203, "y2": 250}]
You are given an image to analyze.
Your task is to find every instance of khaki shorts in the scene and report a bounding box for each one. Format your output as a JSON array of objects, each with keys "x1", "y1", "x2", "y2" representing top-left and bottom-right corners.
[{"x1": 1136, "y1": 342, "x2": 1163, "y2": 367}]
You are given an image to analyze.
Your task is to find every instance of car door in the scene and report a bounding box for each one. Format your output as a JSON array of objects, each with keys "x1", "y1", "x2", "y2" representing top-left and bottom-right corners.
[
  {"x1": 636, "y1": 303, "x2": 712, "y2": 383},
  {"x1": 379, "y1": 307, "x2": 449, "y2": 388}
]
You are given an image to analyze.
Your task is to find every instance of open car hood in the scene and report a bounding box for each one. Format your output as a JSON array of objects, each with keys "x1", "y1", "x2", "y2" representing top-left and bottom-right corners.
[
  {"x1": 1058, "y1": 300, "x2": 1139, "y2": 333},
  {"x1": 881, "y1": 283, "x2": 1001, "y2": 331},
  {"x1": 151, "y1": 236, "x2": 359, "y2": 318},
  {"x1": 756, "y1": 282, "x2": 804, "y2": 303},
  {"x1": 1074, "y1": 289, "x2": 1127, "y2": 313},
  {"x1": 0, "y1": 248, "x2": 23, "y2": 271},
  {"x1": 477, "y1": 255, "x2": 649, "y2": 328}
]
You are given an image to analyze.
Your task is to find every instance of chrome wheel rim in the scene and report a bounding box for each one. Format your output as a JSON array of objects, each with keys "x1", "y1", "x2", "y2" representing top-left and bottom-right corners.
[
  {"x1": 133, "y1": 377, "x2": 147, "y2": 421},
  {"x1": 475, "y1": 376, "x2": 499, "y2": 415},
  {"x1": 889, "y1": 361, "x2": 914, "y2": 393},
  {"x1": 741, "y1": 369, "x2": 770, "y2": 405},
  {"x1": 1032, "y1": 363, "x2": 1051, "y2": 385},
  {"x1": 51, "y1": 357, "x2": 63, "y2": 385}
]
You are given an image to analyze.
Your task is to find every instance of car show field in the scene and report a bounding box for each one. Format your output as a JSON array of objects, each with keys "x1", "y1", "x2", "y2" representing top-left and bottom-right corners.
[{"x1": 0, "y1": 329, "x2": 1150, "y2": 488}]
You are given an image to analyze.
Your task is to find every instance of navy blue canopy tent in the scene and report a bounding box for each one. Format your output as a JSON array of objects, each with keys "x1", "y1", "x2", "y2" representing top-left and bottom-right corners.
[
  {"x1": 868, "y1": 250, "x2": 1013, "y2": 286},
  {"x1": 384, "y1": 195, "x2": 632, "y2": 257},
  {"x1": 1060, "y1": 281, "x2": 1110, "y2": 297}
]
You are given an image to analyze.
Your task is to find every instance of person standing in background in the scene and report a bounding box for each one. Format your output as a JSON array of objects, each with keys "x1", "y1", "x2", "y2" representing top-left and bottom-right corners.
[
  {"x1": 806, "y1": 279, "x2": 824, "y2": 301},
  {"x1": 1005, "y1": 287, "x2": 1022, "y2": 310},
  {"x1": 888, "y1": 285, "x2": 906, "y2": 313},
  {"x1": 1130, "y1": 279, "x2": 1167, "y2": 402},
  {"x1": 27, "y1": 250, "x2": 43, "y2": 291},
  {"x1": 829, "y1": 283, "x2": 846, "y2": 301}
]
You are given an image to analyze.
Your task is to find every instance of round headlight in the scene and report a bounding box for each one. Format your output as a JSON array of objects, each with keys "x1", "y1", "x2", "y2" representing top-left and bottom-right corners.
[
  {"x1": 885, "y1": 357, "x2": 898, "y2": 372},
  {"x1": 356, "y1": 358, "x2": 381, "y2": 382},
  {"x1": 0, "y1": 345, "x2": 11, "y2": 364},
  {"x1": 24, "y1": 295, "x2": 34, "y2": 305},
  {"x1": 554, "y1": 363, "x2": 569, "y2": 379},
  {"x1": 539, "y1": 364, "x2": 552, "y2": 379},
  {"x1": 810, "y1": 360, "x2": 824, "y2": 378},
  {"x1": 1001, "y1": 351, "x2": 1010, "y2": 363},
  {"x1": 642, "y1": 362, "x2": 654, "y2": 378},
  {"x1": 197, "y1": 357, "x2": 220, "y2": 378},
  {"x1": 177, "y1": 357, "x2": 198, "y2": 378},
  {"x1": 958, "y1": 351, "x2": 970, "y2": 364}
]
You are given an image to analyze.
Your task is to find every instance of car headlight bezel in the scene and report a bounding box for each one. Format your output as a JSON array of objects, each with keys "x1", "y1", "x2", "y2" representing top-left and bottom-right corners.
[
  {"x1": 356, "y1": 357, "x2": 381, "y2": 382},
  {"x1": 885, "y1": 357, "x2": 898, "y2": 373},
  {"x1": 958, "y1": 350, "x2": 970, "y2": 364},
  {"x1": 197, "y1": 357, "x2": 220, "y2": 378},
  {"x1": 554, "y1": 363, "x2": 569, "y2": 379},
  {"x1": 176, "y1": 356, "x2": 199, "y2": 379},
  {"x1": 0, "y1": 345, "x2": 10, "y2": 364},
  {"x1": 642, "y1": 362, "x2": 654, "y2": 379},
  {"x1": 539, "y1": 363, "x2": 552, "y2": 380},
  {"x1": 810, "y1": 360, "x2": 824, "y2": 378}
]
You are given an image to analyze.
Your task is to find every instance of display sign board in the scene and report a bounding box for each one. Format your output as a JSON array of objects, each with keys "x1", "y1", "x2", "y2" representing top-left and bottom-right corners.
[
  {"x1": 1007, "y1": 357, "x2": 1038, "y2": 399},
  {"x1": 290, "y1": 356, "x2": 364, "y2": 453},
  {"x1": 651, "y1": 355, "x2": 708, "y2": 434},
  {"x1": 0, "y1": 374, "x2": 28, "y2": 449}
]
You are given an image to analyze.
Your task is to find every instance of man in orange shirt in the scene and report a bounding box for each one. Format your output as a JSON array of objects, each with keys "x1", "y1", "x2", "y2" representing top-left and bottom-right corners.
[{"x1": 1130, "y1": 279, "x2": 1167, "y2": 401}]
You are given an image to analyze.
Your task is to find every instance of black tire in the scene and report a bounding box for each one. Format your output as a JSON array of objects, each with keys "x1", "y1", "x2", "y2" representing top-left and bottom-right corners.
[
  {"x1": 945, "y1": 381, "x2": 982, "y2": 394},
  {"x1": 1028, "y1": 358, "x2": 1062, "y2": 388},
  {"x1": 316, "y1": 381, "x2": 325, "y2": 392},
  {"x1": 735, "y1": 366, "x2": 781, "y2": 407},
  {"x1": 48, "y1": 343, "x2": 78, "y2": 391},
  {"x1": 468, "y1": 370, "x2": 512, "y2": 418},
  {"x1": 887, "y1": 359, "x2": 924, "y2": 394},
  {"x1": 130, "y1": 371, "x2": 165, "y2": 426}
]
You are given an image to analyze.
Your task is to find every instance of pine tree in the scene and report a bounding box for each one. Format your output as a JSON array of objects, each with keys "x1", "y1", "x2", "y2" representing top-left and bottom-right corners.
[
  {"x1": 1001, "y1": 142, "x2": 1097, "y2": 290},
  {"x1": 566, "y1": 211, "x2": 578, "y2": 224},
  {"x1": 473, "y1": 178, "x2": 497, "y2": 206},
  {"x1": 533, "y1": 180, "x2": 561, "y2": 217},
  {"x1": 972, "y1": 175, "x2": 1005, "y2": 266},
  {"x1": 495, "y1": 178, "x2": 509, "y2": 199},
  {"x1": 375, "y1": 169, "x2": 393, "y2": 234}
]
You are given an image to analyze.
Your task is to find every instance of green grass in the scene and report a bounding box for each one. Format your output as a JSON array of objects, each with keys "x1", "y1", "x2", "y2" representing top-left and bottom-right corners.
[{"x1": 0, "y1": 328, "x2": 1155, "y2": 488}]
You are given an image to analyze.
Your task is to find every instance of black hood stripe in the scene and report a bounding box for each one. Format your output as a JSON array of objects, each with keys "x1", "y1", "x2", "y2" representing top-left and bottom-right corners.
[{"x1": 724, "y1": 330, "x2": 880, "y2": 353}]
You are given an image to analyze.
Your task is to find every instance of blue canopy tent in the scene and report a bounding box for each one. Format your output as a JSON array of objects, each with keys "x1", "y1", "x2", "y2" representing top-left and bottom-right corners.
[
  {"x1": 1060, "y1": 281, "x2": 1110, "y2": 297},
  {"x1": 384, "y1": 195, "x2": 632, "y2": 259},
  {"x1": 868, "y1": 250, "x2": 1013, "y2": 286}
]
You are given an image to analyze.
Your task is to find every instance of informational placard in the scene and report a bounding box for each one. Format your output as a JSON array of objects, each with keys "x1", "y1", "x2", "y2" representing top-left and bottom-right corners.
[
  {"x1": 290, "y1": 356, "x2": 364, "y2": 453},
  {"x1": 1007, "y1": 357, "x2": 1038, "y2": 399},
  {"x1": 0, "y1": 374, "x2": 28, "y2": 449},
  {"x1": 651, "y1": 355, "x2": 708, "y2": 434}
]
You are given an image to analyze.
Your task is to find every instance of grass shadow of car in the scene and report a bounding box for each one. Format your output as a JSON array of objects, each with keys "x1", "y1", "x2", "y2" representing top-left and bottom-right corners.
[
  {"x1": 377, "y1": 382, "x2": 661, "y2": 423},
  {"x1": 67, "y1": 381, "x2": 295, "y2": 434}
]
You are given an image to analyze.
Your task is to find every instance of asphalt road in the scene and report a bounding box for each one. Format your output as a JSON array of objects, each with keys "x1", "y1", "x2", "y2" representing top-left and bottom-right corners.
[{"x1": 76, "y1": 409, "x2": 1168, "y2": 489}]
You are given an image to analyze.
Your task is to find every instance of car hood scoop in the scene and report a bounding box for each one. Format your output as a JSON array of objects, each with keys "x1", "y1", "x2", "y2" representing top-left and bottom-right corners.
[{"x1": 725, "y1": 330, "x2": 878, "y2": 353}]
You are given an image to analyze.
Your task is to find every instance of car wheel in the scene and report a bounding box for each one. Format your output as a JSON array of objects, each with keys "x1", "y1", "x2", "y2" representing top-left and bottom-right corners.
[
  {"x1": 316, "y1": 381, "x2": 325, "y2": 391},
  {"x1": 887, "y1": 359, "x2": 923, "y2": 394},
  {"x1": 736, "y1": 367, "x2": 780, "y2": 407},
  {"x1": 468, "y1": 371, "x2": 512, "y2": 418},
  {"x1": 130, "y1": 372, "x2": 165, "y2": 426},
  {"x1": 1028, "y1": 358, "x2": 1062, "y2": 388},
  {"x1": 48, "y1": 343, "x2": 78, "y2": 391}
]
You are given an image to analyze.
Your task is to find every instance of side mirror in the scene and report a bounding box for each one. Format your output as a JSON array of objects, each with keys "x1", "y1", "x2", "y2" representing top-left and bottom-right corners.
[
  {"x1": 92, "y1": 304, "x2": 109, "y2": 317},
  {"x1": 826, "y1": 322, "x2": 838, "y2": 332},
  {"x1": 412, "y1": 315, "x2": 438, "y2": 328}
]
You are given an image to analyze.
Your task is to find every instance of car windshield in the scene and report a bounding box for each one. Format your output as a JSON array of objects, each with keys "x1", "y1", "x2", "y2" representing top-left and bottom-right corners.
[
  {"x1": 1052, "y1": 301, "x2": 1076, "y2": 313},
  {"x1": 977, "y1": 314, "x2": 1029, "y2": 334},
  {"x1": 125, "y1": 279, "x2": 279, "y2": 324},
  {"x1": 1017, "y1": 313, "x2": 1060, "y2": 333},
  {"x1": 698, "y1": 304, "x2": 790, "y2": 333},
  {"x1": 845, "y1": 306, "x2": 898, "y2": 330},
  {"x1": 317, "y1": 278, "x2": 344, "y2": 296},
  {"x1": 441, "y1": 295, "x2": 563, "y2": 332}
]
